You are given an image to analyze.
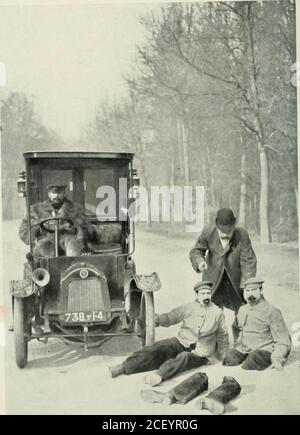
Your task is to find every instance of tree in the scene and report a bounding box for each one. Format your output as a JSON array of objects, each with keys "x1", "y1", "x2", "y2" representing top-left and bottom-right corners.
[
  {"x1": 140, "y1": 1, "x2": 295, "y2": 242},
  {"x1": 1, "y1": 92, "x2": 64, "y2": 219},
  {"x1": 82, "y1": 1, "x2": 297, "y2": 241}
]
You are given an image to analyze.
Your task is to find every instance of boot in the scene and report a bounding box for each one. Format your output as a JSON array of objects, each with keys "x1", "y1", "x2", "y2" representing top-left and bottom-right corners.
[
  {"x1": 141, "y1": 372, "x2": 209, "y2": 406},
  {"x1": 144, "y1": 373, "x2": 162, "y2": 387},
  {"x1": 196, "y1": 376, "x2": 241, "y2": 415},
  {"x1": 109, "y1": 364, "x2": 125, "y2": 378},
  {"x1": 169, "y1": 372, "x2": 208, "y2": 404},
  {"x1": 140, "y1": 390, "x2": 175, "y2": 405}
]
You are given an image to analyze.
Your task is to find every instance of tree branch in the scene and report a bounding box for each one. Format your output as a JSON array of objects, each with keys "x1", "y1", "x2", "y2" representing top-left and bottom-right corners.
[
  {"x1": 219, "y1": 2, "x2": 244, "y2": 17},
  {"x1": 235, "y1": 114, "x2": 259, "y2": 137},
  {"x1": 170, "y1": 30, "x2": 239, "y2": 87}
]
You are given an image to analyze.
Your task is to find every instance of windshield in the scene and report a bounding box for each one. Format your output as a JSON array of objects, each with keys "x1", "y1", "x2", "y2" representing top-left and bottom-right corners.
[
  {"x1": 84, "y1": 168, "x2": 116, "y2": 218},
  {"x1": 40, "y1": 169, "x2": 74, "y2": 201},
  {"x1": 29, "y1": 160, "x2": 128, "y2": 221}
]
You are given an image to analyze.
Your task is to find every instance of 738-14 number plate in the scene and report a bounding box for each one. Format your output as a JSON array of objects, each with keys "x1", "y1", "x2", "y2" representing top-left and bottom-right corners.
[{"x1": 62, "y1": 311, "x2": 106, "y2": 323}]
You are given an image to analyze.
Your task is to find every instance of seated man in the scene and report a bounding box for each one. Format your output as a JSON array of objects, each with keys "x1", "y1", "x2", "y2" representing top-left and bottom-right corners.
[
  {"x1": 19, "y1": 182, "x2": 93, "y2": 257},
  {"x1": 110, "y1": 282, "x2": 229, "y2": 386},
  {"x1": 223, "y1": 277, "x2": 291, "y2": 371}
]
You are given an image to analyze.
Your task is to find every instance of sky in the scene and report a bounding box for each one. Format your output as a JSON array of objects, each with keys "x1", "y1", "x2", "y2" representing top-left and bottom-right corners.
[{"x1": 0, "y1": 2, "x2": 164, "y2": 141}]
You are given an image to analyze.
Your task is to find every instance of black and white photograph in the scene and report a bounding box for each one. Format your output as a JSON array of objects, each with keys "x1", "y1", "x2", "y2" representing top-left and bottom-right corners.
[{"x1": 0, "y1": 0, "x2": 299, "y2": 416}]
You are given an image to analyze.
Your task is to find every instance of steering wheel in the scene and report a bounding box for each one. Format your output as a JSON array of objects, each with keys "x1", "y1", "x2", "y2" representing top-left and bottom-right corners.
[{"x1": 40, "y1": 217, "x2": 75, "y2": 234}]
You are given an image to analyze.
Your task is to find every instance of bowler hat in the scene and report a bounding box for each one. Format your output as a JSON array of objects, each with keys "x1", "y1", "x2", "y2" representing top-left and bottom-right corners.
[{"x1": 216, "y1": 208, "x2": 236, "y2": 226}]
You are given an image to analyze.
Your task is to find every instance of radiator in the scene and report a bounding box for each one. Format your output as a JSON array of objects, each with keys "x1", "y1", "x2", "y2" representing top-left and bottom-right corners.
[{"x1": 67, "y1": 278, "x2": 105, "y2": 312}]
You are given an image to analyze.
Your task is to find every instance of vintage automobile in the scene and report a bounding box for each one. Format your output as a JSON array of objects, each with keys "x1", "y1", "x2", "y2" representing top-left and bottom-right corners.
[{"x1": 10, "y1": 151, "x2": 160, "y2": 368}]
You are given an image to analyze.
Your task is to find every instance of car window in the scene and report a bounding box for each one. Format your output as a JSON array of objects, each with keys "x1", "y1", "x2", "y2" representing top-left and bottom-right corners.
[
  {"x1": 42, "y1": 169, "x2": 73, "y2": 201},
  {"x1": 84, "y1": 168, "x2": 116, "y2": 218}
]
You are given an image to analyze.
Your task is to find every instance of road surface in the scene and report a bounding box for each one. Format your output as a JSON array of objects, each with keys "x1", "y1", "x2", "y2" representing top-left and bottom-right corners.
[{"x1": 1, "y1": 221, "x2": 300, "y2": 415}]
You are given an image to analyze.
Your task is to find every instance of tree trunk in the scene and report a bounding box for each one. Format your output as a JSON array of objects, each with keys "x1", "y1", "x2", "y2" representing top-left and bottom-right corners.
[
  {"x1": 177, "y1": 119, "x2": 185, "y2": 184},
  {"x1": 205, "y1": 144, "x2": 217, "y2": 210},
  {"x1": 176, "y1": 117, "x2": 190, "y2": 230},
  {"x1": 246, "y1": 2, "x2": 271, "y2": 243},
  {"x1": 279, "y1": 205, "x2": 284, "y2": 225},
  {"x1": 169, "y1": 138, "x2": 176, "y2": 231},
  {"x1": 181, "y1": 120, "x2": 190, "y2": 185},
  {"x1": 239, "y1": 152, "x2": 247, "y2": 227},
  {"x1": 139, "y1": 158, "x2": 152, "y2": 228},
  {"x1": 259, "y1": 147, "x2": 271, "y2": 243},
  {"x1": 3, "y1": 175, "x2": 14, "y2": 220}
]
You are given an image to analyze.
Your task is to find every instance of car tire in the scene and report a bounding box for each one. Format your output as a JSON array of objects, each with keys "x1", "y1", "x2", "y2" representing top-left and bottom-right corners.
[
  {"x1": 140, "y1": 291, "x2": 155, "y2": 347},
  {"x1": 14, "y1": 298, "x2": 28, "y2": 368}
]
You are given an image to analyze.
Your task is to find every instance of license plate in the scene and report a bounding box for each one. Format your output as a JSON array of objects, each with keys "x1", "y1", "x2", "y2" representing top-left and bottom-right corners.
[{"x1": 62, "y1": 311, "x2": 106, "y2": 323}]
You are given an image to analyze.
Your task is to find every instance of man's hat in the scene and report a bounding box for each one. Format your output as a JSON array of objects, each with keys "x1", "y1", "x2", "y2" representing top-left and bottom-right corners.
[
  {"x1": 47, "y1": 184, "x2": 67, "y2": 191},
  {"x1": 46, "y1": 174, "x2": 68, "y2": 191},
  {"x1": 194, "y1": 281, "x2": 213, "y2": 292},
  {"x1": 216, "y1": 208, "x2": 236, "y2": 226},
  {"x1": 242, "y1": 277, "x2": 264, "y2": 289}
]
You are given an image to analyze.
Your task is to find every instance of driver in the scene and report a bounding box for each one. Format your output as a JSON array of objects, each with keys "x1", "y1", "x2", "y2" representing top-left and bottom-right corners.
[{"x1": 19, "y1": 182, "x2": 93, "y2": 257}]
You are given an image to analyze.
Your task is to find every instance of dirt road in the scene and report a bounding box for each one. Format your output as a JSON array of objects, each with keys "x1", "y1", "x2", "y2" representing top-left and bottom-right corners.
[{"x1": 1, "y1": 221, "x2": 300, "y2": 415}]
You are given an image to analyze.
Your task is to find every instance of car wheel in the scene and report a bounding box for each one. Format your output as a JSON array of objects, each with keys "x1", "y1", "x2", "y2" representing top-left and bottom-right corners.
[
  {"x1": 14, "y1": 298, "x2": 28, "y2": 368},
  {"x1": 140, "y1": 291, "x2": 155, "y2": 347}
]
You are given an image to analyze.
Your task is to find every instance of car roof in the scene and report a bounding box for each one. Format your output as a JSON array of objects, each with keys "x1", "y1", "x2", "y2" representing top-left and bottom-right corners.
[{"x1": 23, "y1": 151, "x2": 134, "y2": 160}]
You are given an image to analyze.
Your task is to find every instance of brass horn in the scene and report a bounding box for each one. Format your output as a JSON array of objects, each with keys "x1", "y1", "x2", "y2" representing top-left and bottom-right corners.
[{"x1": 32, "y1": 268, "x2": 50, "y2": 287}]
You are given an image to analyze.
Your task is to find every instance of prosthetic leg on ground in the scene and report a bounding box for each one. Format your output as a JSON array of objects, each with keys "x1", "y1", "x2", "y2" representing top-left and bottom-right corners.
[
  {"x1": 196, "y1": 376, "x2": 241, "y2": 415},
  {"x1": 141, "y1": 372, "x2": 208, "y2": 405}
]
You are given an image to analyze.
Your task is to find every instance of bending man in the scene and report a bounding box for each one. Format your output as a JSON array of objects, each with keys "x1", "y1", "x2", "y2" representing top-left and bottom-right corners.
[{"x1": 190, "y1": 208, "x2": 257, "y2": 338}]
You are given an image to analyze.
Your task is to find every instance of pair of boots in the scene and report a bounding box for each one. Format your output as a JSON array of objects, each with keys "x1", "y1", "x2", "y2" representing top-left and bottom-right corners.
[{"x1": 141, "y1": 373, "x2": 241, "y2": 415}]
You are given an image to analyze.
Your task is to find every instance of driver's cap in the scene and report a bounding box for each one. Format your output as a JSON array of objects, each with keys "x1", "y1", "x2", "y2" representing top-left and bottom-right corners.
[
  {"x1": 47, "y1": 183, "x2": 67, "y2": 192},
  {"x1": 242, "y1": 277, "x2": 264, "y2": 289},
  {"x1": 194, "y1": 281, "x2": 213, "y2": 292}
]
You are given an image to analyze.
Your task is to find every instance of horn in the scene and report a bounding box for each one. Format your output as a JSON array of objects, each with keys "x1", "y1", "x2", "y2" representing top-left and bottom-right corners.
[{"x1": 32, "y1": 268, "x2": 50, "y2": 287}]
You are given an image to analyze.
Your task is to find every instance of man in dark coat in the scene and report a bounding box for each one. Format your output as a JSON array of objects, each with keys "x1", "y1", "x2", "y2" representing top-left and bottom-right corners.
[
  {"x1": 190, "y1": 208, "x2": 257, "y2": 316},
  {"x1": 19, "y1": 183, "x2": 93, "y2": 257}
]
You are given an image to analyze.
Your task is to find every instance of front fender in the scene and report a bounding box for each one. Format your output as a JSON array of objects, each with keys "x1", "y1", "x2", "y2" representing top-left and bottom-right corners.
[
  {"x1": 128, "y1": 272, "x2": 161, "y2": 293},
  {"x1": 124, "y1": 272, "x2": 160, "y2": 319},
  {"x1": 10, "y1": 280, "x2": 35, "y2": 298}
]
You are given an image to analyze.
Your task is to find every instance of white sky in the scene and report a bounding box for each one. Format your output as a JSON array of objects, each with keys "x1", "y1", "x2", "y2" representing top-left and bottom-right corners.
[
  {"x1": 0, "y1": 0, "x2": 284, "y2": 141},
  {"x1": 0, "y1": 2, "x2": 163, "y2": 140}
]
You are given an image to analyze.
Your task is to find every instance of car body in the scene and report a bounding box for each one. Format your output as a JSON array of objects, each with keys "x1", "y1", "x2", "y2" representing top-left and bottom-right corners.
[{"x1": 10, "y1": 151, "x2": 160, "y2": 368}]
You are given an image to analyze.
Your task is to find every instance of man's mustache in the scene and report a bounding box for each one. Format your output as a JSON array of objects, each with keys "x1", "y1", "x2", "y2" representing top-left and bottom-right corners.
[
  {"x1": 247, "y1": 296, "x2": 257, "y2": 302},
  {"x1": 51, "y1": 198, "x2": 63, "y2": 203}
]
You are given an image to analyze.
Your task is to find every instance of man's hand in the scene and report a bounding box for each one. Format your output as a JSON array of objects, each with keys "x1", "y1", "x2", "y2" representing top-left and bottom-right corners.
[
  {"x1": 271, "y1": 360, "x2": 283, "y2": 371},
  {"x1": 198, "y1": 260, "x2": 208, "y2": 273},
  {"x1": 154, "y1": 314, "x2": 160, "y2": 327}
]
